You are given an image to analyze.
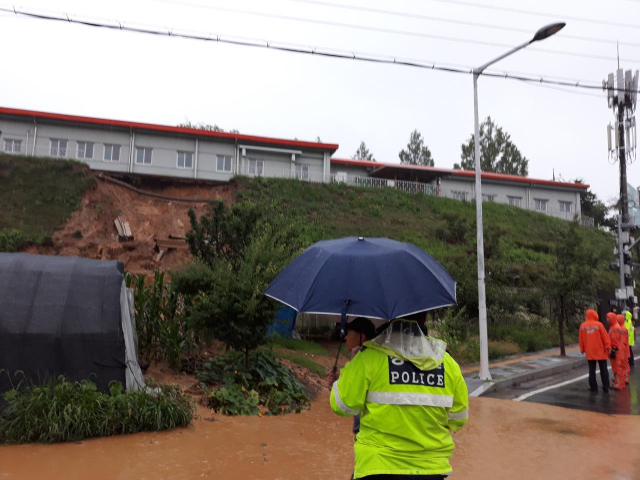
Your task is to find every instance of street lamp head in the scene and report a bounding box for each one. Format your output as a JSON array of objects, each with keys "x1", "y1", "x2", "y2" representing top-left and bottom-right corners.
[{"x1": 532, "y1": 22, "x2": 566, "y2": 42}]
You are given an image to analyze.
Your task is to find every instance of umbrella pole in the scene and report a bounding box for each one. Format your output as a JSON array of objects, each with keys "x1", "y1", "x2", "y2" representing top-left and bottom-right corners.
[
  {"x1": 332, "y1": 300, "x2": 350, "y2": 374},
  {"x1": 332, "y1": 340, "x2": 343, "y2": 374}
]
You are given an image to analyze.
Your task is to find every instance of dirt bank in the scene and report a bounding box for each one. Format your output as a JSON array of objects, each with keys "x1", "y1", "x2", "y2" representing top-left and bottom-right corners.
[
  {"x1": 25, "y1": 175, "x2": 235, "y2": 275},
  {"x1": 1, "y1": 397, "x2": 638, "y2": 480}
]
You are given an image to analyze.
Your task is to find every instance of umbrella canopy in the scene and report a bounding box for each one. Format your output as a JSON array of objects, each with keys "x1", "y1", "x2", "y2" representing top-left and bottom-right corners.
[{"x1": 265, "y1": 237, "x2": 456, "y2": 321}]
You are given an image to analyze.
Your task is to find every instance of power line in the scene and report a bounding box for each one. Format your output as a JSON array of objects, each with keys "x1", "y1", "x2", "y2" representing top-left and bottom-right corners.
[
  {"x1": 516, "y1": 78, "x2": 605, "y2": 99},
  {"x1": 147, "y1": 0, "x2": 640, "y2": 65},
  {"x1": 1, "y1": 5, "x2": 639, "y2": 95},
  {"x1": 283, "y1": 0, "x2": 640, "y2": 49},
  {"x1": 421, "y1": 0, "x2": 640, "y2": 30}
]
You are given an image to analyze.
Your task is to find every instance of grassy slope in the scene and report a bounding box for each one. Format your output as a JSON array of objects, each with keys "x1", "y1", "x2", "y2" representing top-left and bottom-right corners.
[
  {"x1": 0, "y1": 154, "x2": 94, "y2": 247},
  {"x1": 239, "y1": 177, "x2": 616, "y2": 299}
]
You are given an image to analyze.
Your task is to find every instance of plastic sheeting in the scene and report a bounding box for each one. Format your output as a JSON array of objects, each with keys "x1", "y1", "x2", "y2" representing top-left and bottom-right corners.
[
  {"x1": 369, "y1": 319, "x2": 447, "y2": 369},
  {"x1": 0, "y1": 253, "x2": 143, "y2": 394},
  {"x1": 120, "y1": 282, "x2": 145, "y2": 391}
]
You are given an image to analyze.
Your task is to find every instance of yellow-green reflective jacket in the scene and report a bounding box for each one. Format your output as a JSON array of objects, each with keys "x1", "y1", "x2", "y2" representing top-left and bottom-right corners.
[
  {"x1": 625, "y1": 312, "x2": 635, "y2": 347},
  {"x1": 330, "y1": 334, "x2": 468, "y2": 479}
]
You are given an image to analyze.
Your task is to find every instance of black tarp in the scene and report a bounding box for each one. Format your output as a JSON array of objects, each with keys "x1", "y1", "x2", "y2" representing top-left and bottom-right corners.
[{"x1": 0, "y1": 253, "x2": 126, "y2": 394}]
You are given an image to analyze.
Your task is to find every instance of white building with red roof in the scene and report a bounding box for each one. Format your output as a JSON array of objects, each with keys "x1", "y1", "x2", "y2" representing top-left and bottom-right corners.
[{"x1": 0, "y1": 106, "x2": 588, "y2": 223}]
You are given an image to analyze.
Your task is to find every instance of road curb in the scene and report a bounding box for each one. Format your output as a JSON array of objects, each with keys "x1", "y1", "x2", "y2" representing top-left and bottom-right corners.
[{"x1": 473, "y1": 357, "x2": 587, "y2": 397}]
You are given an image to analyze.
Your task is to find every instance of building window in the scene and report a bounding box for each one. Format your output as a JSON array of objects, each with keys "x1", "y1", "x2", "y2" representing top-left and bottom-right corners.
[
  {"x1": 482, "y1": 194, "x2": 496, "y2": 202},
  {"x1": 508, "y1": 196, "x2": 522, "y2": 207},
  {"x1": 104, "y1": 144, "x2": 121, "y2": 162},
  {"x1": 50, "y1": 139, "x2": 68, "y2": 157},
  {"x1": 216, "y1": 155, "x2": 233, "y2": 172},
  {"x1": 3, "y1": 139, "x2": 22, "y2": 154},
  {"x1": 248, "y1": 158, "x2": 264, "y2": 176},
  {"x1": 451, "y1": 190, "x2": 468, "y2": 201},
  {"x1": 177, "y1": 151, "x2": 194, "y2": 169},
  {"x1": 335, "y1": 171, "x2": 348, "y2": 183},
  {"x1": 135, "y1": 147, "x2": 153, "y2": 165},
  {"x1": 296, "y1": 164, "x2": 310, "y2": 180},
  {"x1": 559, "y1": 201, "x2": 572, "y2": 213},
  {"x1": 534, "y1": 199, "x2": 548, "y2": 212},
  {"x1": 76, "y1": 141, "x2": 94, "y2": 160}
]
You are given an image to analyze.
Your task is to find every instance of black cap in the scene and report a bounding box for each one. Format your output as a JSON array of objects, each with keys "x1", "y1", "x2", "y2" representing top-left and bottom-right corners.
[{"x1": 346, "y1": 317, "x2": 376, "y2": 340}]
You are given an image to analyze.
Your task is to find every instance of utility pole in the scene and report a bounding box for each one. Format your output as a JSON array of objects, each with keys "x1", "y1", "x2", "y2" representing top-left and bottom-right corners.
[{"x1": 604, "y1": 68, "x2": 639, "y2": 314}]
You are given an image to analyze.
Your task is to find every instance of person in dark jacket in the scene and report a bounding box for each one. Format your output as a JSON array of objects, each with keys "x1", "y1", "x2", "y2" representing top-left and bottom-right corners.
[{"x1": 328, "y1": 317, "x2": 377, "y2": 434}]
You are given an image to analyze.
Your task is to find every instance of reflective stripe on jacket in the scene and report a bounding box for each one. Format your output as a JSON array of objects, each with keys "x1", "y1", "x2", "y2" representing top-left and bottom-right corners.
[{"x1": 330, "y1": 347, "x2": 468, "y2": 479}]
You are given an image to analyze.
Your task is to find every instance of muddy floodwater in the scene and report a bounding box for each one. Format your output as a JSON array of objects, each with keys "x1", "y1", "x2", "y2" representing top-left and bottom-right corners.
[{"x1": 1, "y1": 396, "x2": 639, "y2": 480}]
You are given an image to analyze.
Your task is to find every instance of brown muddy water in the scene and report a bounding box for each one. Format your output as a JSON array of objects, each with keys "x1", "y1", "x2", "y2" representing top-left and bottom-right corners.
[{"x1": 1, "y1": 397, "x2": 638, "y2": 480}]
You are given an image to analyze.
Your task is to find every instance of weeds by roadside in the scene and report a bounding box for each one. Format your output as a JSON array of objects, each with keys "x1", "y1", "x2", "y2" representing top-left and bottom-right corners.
[
  {"x1": 0, "y1": 376, "x2": 194, "y2": 444},
  {"x1": 197, "y1": 351, "x2": 309, "y2": 416}
]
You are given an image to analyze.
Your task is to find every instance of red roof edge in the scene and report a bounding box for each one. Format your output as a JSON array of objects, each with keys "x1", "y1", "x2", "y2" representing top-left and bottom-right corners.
[
  {"x1": 330, "y1": 157, "x2": 382, "y2": 167},
  {"x1": 0, "y1": 106, "x2": 339, "y2": 152},
  {"x1": 331, "y1": 159, "x2": 587, "y2": 189},
  {"x1": 450, "y1": 169, "x2": 589, "y2": 189}
]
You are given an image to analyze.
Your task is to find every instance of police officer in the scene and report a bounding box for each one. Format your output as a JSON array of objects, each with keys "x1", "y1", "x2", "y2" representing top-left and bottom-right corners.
[
  {"x1": 624, "y1": 310, "x2": 635, "y2": 367},
  {"x1": 330, "y1": 317, "x2": 468, "y2": 479}
]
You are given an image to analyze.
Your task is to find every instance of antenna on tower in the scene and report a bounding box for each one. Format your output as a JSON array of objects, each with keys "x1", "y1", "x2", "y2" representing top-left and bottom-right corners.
[{"x1": 617, "y1": 41, "x2": 620, "y2": 70}]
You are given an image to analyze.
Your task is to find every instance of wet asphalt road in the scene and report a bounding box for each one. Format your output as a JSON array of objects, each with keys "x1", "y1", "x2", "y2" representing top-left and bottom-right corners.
[
  {"x1": 522, "y1": 361, "x2": 639, "y2": 415},
  {"x1": 488, "y1": 356, "x2": 640, "y2": 415}
]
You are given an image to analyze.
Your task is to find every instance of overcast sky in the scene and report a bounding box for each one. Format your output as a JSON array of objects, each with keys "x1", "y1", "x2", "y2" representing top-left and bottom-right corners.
[{"x1": 1, "y1": 0, "x2": 639, "y2": 203}]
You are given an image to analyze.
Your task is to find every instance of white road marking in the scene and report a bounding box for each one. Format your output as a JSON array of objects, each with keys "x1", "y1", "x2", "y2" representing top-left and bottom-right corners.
[
  {"x1": 514, "y1": 355, "x2": 640, "y2": 402},
  {"x1": 470, "y1": 383, "x2": 495, "y2": 398}
]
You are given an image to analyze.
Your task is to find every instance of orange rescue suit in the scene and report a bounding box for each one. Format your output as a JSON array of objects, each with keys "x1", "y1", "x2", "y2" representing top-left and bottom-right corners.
[
  {"x1": 610, "y1": 315, "x2": 625, "y2": 390},
  {"x1": 617, "y1": 314, "x2": 630, "y2": 384},
  {"x1": 579, "y1": 310, "x2": 611, "y2": 361}
]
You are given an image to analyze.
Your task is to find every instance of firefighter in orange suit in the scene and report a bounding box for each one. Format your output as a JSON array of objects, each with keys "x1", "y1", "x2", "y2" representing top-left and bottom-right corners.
[
  {"x1": 617, "y1": 314, "x2": 630, "y2": 385},
  {"x1": 609, "y1": 315, "x2": 625, "y2": 390},
  {"x1": 579, "y1": 309, "x2": 611, "y2": 392}
]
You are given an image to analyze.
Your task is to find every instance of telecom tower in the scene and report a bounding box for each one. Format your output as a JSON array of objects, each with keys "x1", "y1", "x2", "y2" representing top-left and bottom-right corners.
[{"x1": 604, "y1": 68, "x2": 638, "y2": 312}]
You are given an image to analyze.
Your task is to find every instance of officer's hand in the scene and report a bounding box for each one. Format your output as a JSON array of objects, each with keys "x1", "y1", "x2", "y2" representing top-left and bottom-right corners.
[{"x1": 327, "y1": 371, "x2": 339, "y2": 389}]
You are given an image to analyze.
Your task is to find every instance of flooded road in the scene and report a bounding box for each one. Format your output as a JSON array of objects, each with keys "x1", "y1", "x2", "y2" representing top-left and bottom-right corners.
[
  {"x1": 1, "y1": 396, "x2": 639, "y2": 480},
  {"x1": 519, "y1": 358, "x2": 640, "y2": 415}
]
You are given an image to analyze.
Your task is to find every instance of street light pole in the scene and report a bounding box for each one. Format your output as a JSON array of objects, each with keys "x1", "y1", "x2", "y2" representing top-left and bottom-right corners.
[{"x1": 473, "y1": 23, "x2": 565, "y2": 381}]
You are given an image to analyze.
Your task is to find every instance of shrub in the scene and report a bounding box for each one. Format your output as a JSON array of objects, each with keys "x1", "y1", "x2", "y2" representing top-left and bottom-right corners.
[
  {"x1": 177, "y1": 201, "x2": 306, "y2": 368},
  {"x1": 0, "y1": 229, "x2": 24, "y2": 252},
  {"x1": 489, "y1": 324, "x2": 553, "y2": 353},
  {"x1": 0, "y1": 377, "x2": 195, "y2": 444},
  {"x1": 125, "y1": 271, "x2": 197, "y2": 370},
  {"x1": 197, "y1": 350, "x2": 309, "y2": 416}
]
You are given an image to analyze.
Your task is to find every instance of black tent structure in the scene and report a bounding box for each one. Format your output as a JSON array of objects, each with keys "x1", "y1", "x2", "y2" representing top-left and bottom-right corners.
[{"x1": 0, "y1": 253, "x2": 144, "y2": 395}]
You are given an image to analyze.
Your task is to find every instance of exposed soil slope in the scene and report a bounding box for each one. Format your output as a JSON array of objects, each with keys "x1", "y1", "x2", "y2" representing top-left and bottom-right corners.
[{"x1": 25, "y1": 176, "x2": 235, "y2": 275}]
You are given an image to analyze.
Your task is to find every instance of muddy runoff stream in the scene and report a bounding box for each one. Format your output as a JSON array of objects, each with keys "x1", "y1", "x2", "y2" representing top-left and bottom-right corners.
[{"x1": 1, "y1": 396, "x2": 639, "y2": 480}]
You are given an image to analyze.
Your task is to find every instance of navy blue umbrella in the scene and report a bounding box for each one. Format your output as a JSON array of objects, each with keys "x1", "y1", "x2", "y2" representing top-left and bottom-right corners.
[{"x1": 265, "y1": 237, "x2": 456, "y2": 326}]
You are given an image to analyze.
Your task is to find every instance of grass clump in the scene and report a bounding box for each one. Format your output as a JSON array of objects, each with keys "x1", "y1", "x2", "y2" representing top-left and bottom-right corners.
[
  {"x1": 197, "y1": 350, "x2": 309, "y2": 416},
  {"x1": 0, "y1": 377, "x2": 195, "y2": 444},
  {"x1": 272, "y1": 352, "x2": 328, "y2": 376},
  {"x1": 267, "y1": 336, "x2": 330, "y2": 357},
  {"x1": 0, "y1": 155, "x2": 94, "y2": 251}
]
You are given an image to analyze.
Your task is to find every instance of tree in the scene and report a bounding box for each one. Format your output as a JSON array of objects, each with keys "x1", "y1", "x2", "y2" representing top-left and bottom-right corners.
[
  {"x1": 352, "y1": 141, "x2": 376, "y2": 162},
  {"x1": 175, "y1": 201, "x2": 304, "y2": 367},
  {"x1": 399, "y1": 130, "x2": 434, "y2": 166},
  {"x1": 576, "y1": 180, "x2": 612, "y2": 229},
  {"x1": 454, "y1": 117, "x2": 528, "y2": 176},
  {"x1": 546, "y1": 221, "x2": 599, "y2": 356},
  {"x1": 185, "y1": 200, "x2": 262, "y2": 268},
  {"x1": 179, "y1": 120, "x2": 237, "y2": 133}
]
